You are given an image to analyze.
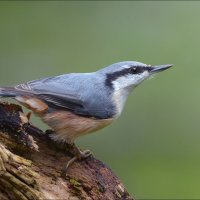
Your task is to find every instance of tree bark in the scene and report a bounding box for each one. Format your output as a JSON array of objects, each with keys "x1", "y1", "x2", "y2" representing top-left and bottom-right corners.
[{"x1": 0, "y1": 102, "x2": 134, "y2": 200}]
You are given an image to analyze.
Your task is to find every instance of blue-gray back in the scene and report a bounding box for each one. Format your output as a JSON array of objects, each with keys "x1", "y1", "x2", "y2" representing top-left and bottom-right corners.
[{"x1": 26, "y1": 72, "x2": 116, "y2": 119}]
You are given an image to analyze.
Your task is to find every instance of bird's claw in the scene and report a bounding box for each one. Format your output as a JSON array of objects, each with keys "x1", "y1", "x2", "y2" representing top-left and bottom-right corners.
[
  {"x1": 65, "y1": 148, "x2": 92, "y2": 171},
  {"x1": 66, "y1": 156, "x2": 78, "y2": 170},
  {"x1": 79, "y1": 149, "x2": 93, "y2": 159}
]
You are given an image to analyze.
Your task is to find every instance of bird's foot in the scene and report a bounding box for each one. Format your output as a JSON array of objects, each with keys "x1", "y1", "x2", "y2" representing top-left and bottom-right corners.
[
  {"x1": 79, "y1": 149, "x2": 92, "y2": 158},
  {"x1": 66, "y1": 145, "x2": 92, "y2": 171}
]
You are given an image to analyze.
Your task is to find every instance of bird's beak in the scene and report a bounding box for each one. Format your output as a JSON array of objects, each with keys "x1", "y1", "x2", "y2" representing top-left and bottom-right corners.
[{"x1": 150, "y1": 64, "x2": 173, "y2": 73}]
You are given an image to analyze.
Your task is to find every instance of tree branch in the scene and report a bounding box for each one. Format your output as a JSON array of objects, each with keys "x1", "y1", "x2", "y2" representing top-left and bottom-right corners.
[{"x1": 0, "y1": 102, "x2": 133, "y2": 200}]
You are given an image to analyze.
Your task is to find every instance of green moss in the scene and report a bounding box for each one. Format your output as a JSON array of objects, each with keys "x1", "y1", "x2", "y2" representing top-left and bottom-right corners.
[{"x1": 69, "y1": 178, "x2": 82, "y2": 188}]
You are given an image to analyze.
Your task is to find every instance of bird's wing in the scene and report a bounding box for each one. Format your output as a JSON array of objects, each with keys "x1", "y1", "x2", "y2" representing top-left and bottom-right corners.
[
  {"x1": 36, "y1": 92, "x2": 84, "y2": 111},
  {"x1": 15, "y1": 75, "x2": 90, "y2": 116}
]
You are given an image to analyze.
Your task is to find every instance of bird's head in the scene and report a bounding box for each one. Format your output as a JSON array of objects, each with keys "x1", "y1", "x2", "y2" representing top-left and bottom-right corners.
[{"x1": 101, "y1": 61, "x2": 173, "y2": 92}]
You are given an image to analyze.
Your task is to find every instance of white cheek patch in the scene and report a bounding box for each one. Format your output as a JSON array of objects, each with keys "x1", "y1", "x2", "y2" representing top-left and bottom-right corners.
[
  {"x1": 134, "y1": 71, "x2": 149, "y2": 84},
  {"x1": 112, "y1": 71, "x2": 150, "y2": 91},
  {"x1": 111, "y1": 71, "x2": 150, "y2": 117},
  {"x1": 112, "y1": 75, "x2": 133, "y2": 91}
]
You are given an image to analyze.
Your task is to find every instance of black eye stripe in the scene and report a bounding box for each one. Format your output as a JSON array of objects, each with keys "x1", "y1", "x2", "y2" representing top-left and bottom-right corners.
[{"x1": 105, "y1": 66, "x2": 151, "y2": 88}]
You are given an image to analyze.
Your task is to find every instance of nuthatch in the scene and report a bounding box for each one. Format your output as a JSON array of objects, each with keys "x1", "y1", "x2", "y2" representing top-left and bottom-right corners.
[{"x1": 0, "y1": 61, "x2": 172, "y2": 167}]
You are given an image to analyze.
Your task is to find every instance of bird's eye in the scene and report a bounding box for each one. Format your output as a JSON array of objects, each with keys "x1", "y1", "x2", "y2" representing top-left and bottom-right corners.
[
  {"x1": 130, "y1": 67, "x2": 138, "y2": 74},
  {"x1": 129, "y1": 66, "x2": 146, "y2": 74}
]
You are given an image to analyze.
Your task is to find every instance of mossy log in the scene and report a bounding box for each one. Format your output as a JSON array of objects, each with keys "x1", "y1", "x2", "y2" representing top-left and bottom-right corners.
[{"x1": 0, "y1": 102, "x2": 133, "y2": 200}]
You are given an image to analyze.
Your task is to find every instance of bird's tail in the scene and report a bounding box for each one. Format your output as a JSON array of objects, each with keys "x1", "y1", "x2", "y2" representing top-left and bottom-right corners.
[{"x1": 0, "y1": 87, "x2": 19, "y2": 97}]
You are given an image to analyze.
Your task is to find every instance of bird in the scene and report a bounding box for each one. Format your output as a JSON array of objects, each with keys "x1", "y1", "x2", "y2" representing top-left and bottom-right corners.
[{"x1": 0, "y1": 61, "x2": 172, "y2": 167}]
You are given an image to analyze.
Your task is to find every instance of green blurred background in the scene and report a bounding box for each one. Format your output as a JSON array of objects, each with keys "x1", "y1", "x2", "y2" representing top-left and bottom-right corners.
[{"x1": 0, "y1": 1, "x2": 199, "y2": 199}]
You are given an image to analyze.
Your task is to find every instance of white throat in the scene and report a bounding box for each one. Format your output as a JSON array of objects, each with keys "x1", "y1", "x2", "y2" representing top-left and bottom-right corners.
[{"x1": 111, "y1": 76, "x2": 134, "y2": 117}]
